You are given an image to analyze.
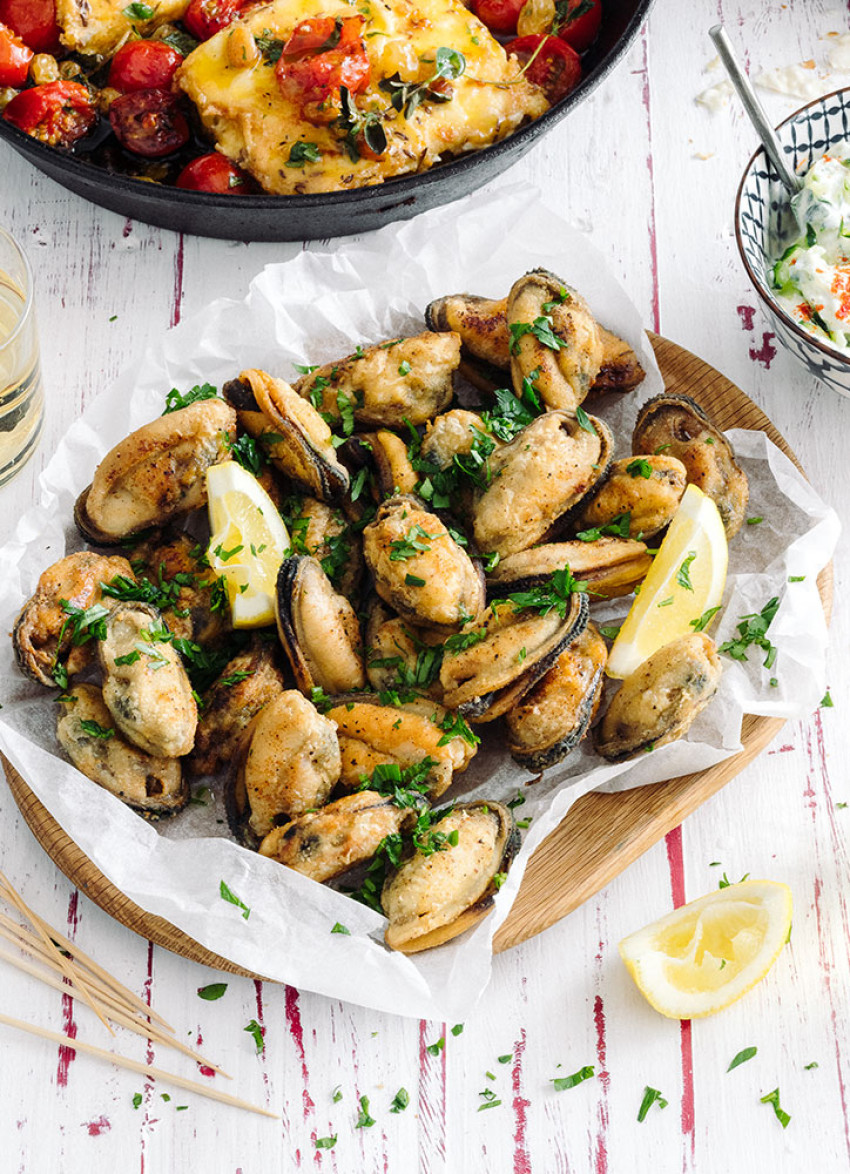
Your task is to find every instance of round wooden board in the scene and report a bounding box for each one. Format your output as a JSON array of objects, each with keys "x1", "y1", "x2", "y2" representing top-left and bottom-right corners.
[{"x1": 2, "y1": 334, "x2": 834, "y2": 978}]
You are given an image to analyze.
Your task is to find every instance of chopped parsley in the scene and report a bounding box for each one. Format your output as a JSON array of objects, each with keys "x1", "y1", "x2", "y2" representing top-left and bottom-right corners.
[
  {"x1": 219, "y1": 880, "x2": 251, "y2": 920},
  {"x1": 575, "y1": 512, "x2": 631, "y2": 542},
  {"x1": 79, "y1": 720, "x2": 114, "y2": 740},
  {"x1": 508, "y1": 315, "x2": 564, "y2": 354},
  {"x1": 747, "y1": 516, "x2": 764, "y2": 526},
  {"x1": 760, "y1": 1087, "x2": 791, "y2": 1129},
  {"x1": 676, "y1": 551, "x2": 697, "y2": 592},
  {"x1": 637, "y1": 1086, "x2": 668, "y2": 1122},
  {"x1": 315, "y1": 1136, "x2": 337, "y2": 1150},
  {"x1": 506, "y1": 564, "x2": 588, "y2": 617},
  {"x1": 718, "y1": 597, "x2": 779, "y2": 670},
  {"x1": 727, "y1": 1046, "x2": 757, "y2": 1072},
  {"x1": 244, "y1": 1019, "x2": 265, "y2": 1054},
  {"x1": 132, "y1": 1092, "x2": 143, "y2": 1109},
  {"x1": 821, "y1": 691, "x2": 833, "y2": 708},
  {"x1": 390, "y1": 1087, "x2": 410, "y2": 1113},
  {"x1": 331, "y1": 922, "x2": 350, "y2": 935},
  {"x1": 718, "y1": 871, "x2": 749, "y2": 889},
  {"x1": 626, "y1": 457, "x2": 653, "y2": 479},
  {"x1": 405, "y1": 573, "x2": 426, "y2": 587},
  {"x1": 437, "y1": 711, "x2": 480, "y2": 748},
  {"x1": 690, "y1": 606, "x2": 721, "y2": 632},
  {"x1": 451, "y1": 1024, "x2": 464, "y2": 1036},
  {"x1": 224, "y1": 432, "x2": 266, "y2": 475},
  {"x1": 197, "y1": 983, "x2": 227, "y2": 1001},
  {"x1": 443, "y1": 626, "x2": 488, "y2": 653},
  {"x1": 123, "y1": 2, "x2": 154, "y2": 19},
  {"x1": 575, "y1": 405, "x2": 596, "y2": 435},
  {"x1": 398, "y1": 360, "x2": 411, "y2": 376},
  {"x1": 480, "y1": 376, "x2": 543, "y2": 441},
  {"x1": 389, "y1": 525, "x2": 439, "y2": 560},
  {"x1": 162, "y1": 382, "x2": 219, "y2": 415},
  {"x1": 552, "y1": 1065, "x2": 595, "y2": 1091},
  {"x1": 426, "y1": 1036, "x2": 445, "y2": 1056},
  {"x1": 355, "y1": 1094, "x2": 376, "y2": 1128},
  {"x1": 286, "y1": 141, "x2": 321, "y2": 168}
]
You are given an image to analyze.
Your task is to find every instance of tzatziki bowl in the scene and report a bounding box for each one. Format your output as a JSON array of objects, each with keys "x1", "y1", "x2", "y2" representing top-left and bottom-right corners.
[{"x1": 735, "y1": 86, "x2": 850, "y2": 398}]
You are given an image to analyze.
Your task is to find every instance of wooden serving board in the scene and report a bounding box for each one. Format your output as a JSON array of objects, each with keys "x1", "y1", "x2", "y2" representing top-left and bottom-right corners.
[{"x1": 1, "y1": 335, "x2": 833, "y2": 976}]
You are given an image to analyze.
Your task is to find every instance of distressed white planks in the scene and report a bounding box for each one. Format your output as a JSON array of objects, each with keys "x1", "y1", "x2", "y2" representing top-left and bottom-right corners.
[{"x1": 0, "y1": 0, "x2": 848, "y2": 1170}]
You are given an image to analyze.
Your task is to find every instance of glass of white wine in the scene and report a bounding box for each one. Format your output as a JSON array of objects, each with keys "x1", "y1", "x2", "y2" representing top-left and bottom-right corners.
[{"x1": 0, "y1": 227, "x2": 43, "y2": 486}]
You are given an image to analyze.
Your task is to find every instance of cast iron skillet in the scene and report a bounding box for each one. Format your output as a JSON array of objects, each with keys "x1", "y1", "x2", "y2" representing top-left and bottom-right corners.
[{"x1": 0, "y1": 0, "x2": 654, "y2": 241}]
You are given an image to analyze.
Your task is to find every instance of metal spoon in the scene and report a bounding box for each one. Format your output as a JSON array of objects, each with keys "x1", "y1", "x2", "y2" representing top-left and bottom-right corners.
[{"x1": 709, "y1": 24, "x2": 802, "y2": 194}]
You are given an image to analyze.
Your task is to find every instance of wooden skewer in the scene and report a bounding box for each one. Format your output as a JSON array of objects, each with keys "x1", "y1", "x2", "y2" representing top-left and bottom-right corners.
[
  {"x1": 0, "y1": 945, "x2": 231, "y2": 1079},
  {"x1": 0, "y1": 870, "x2": 112, "y2": 1035},
  {"x1": 0, "y1": 875, "x2": 173, "y2": 1033},
  {"x1": 0, "y1": 1012, "x2": 278, "y2": 1119}
]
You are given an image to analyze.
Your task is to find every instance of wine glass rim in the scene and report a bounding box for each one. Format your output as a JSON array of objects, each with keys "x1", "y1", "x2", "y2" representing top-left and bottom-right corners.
[{"x1": 0, "y1": 226, "x2": 34, "y2": 353}]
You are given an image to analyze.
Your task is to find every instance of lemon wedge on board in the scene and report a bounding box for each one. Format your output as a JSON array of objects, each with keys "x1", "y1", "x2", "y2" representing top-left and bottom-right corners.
[
  {"x1": 206, "y1": 461, "x2": 289, "y2": 628},
  {"x1": 619, "y1": 880, "x2": 793, "y2": 1019},
  {"x1": 606, "y1": 483, "x2": 728, "y2": 679}
]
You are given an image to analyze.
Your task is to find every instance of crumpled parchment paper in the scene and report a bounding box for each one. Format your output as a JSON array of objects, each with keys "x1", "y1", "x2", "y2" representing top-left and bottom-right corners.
[{"x1": 0, "y1": 185, "x2": 839, "y2": 1020}]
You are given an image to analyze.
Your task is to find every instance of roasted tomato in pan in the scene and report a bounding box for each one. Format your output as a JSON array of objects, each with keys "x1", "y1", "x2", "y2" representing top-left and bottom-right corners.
[
  {"x1": 176, "y1": 152, "x2": 255, "y2": 192},
  {"x1": 0, "y1": 20, "x2": 33, "y2": 87},
  {"x1": 108, "y1": 40, "x2": 183, "y2": 94},
  {"x1": 470, "y1": 0, "x2": 525, "y2": 35},
  {"x1": 276, "y1": 15, "x2": 371, "y2": 104},
  {"x1": 3, "y1": 80, "x2": 97, "y2": 147},
  {"x1": 555, "y1": 0, "x2": 601, "y2": 52},
  {"x1": 109, "y1": 89, "x2": 190, "y2": 158},
  {"x1": 183, "y1": 0, "x2": 248, "y2": 42},
  {"x1": 0, "y1": 0, "x2": 60, "y2": 54},
  {"x1": 504, "y1": 34, "x2": 581, "y2": 103}
]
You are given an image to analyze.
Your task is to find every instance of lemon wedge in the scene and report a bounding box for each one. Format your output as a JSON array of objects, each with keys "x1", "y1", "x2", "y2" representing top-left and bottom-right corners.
[
  {"x1": 206, "y1": 461, "x2": 290, "y2": 628},
  {"x1": 619, "y1": 880, "x2": 792, "y2": 1019},
  {"x1": 606, "y1": 483, "x2": 727, "y2": 679}
]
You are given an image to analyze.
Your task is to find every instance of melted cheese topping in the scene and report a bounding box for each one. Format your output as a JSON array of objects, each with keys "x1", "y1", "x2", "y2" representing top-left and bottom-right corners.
[
  {"x1": 177, "y1": 0, "x2": 549, "y2": 194},
  {"x1": 56, "y1": 0, "x2": 191, "y2": 57}
]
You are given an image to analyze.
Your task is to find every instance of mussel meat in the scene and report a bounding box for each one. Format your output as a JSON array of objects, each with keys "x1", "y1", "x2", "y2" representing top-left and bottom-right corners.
[
  {"x1": 571, "y1": 455, "x2": 687, "y2": 540},
  {"x1": 486, "y1": 538, "x2": 652, "y2": 601},
  {"x1": 275, "y1": 556, "x2": 365, "y2": 696}
]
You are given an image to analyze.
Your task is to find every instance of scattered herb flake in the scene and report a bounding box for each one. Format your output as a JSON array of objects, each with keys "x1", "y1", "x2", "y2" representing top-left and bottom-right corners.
[
  {"x1": 219, "y1": 880, "x2": 251, "y2": 920},
  {"x1": 163, "y1": 382, "x2": 218, "y2": 415},
  {"x1": 286, "y1": 141, "x2": 321, "y2": 167},
  {"x1": 690, "y1": 605, "x2": 722, "y2": 632},
  {"x1": 747, "y1": 516, "x2": 764, "y2": 526},
  {"x1": 498, "y1": 1054, "x2": 512, "y2": 1064},
  {"x1": 718, "y1": 871, "x2": 749, "y2": 889},
  {"x1": 79, "y1": 719, "x2": 114, "y2": 740},
  {"x1": 356, "y1": 1094, "x2": 376, "y2": 1128},
  {"x1": 426, "y1": 1036, "x2": 445, "y2": 1056},
  {"x1": 676, "y1": 550, "x2": 697, "y2": 592},
  {"x1": 197, "y1": 983, "x2": 227, "y2": 1001},
  {"x1": 331, "y1": 922, "x2": 350, "y2": 935},
  {"x1": 760, "y1": 1087, "x2": 791, "y2": 1129},
  {"x1": 727, "y1": 1046, "x2": 757, "y2": 1072},
  {"x1": 132, "y1": 1092, "x2": 143, "y2": 1109},
  {"x1": 552, "y1": 1065, "x2": 595, "y2": 1091},
  {"x1": 390, "y1": 1087, "x2": 410, "y2": 1113},
  {"x1": 244, "y1": 1018, "x2": 265, "y2": 1054},
  {"x1": 477, "y1": 1099, "x2": 502, "y2": 1111},
  {"x1": 804, "y1": 1062, "x2": 819, "y2": 1070},
  {"x1": 820, "y1": 691, "x2": 833, "y2": 708},
  {"x1": 315, "y1": 1135, "x2": 337, "y2": 1149},
  {"x1": 637, "y1": 1086, "x2": 668, "y2": 1122},
  {"x1": 718, "y1": 597, "x2": 779, "y2": 670},
  {"x1": 451, "y1": 1024, "x2": 464, "y2": 1036},
  {"x1": 398, "y1": 360, "x2": 412, "y2": 376},
  {"x1": 405, "y1": 573, "x2": 426, "y2": 587},
  {"x1": 575, "y1": 405, "x2": 596, "y2": 435},
  {"x1": 626, "y1": 457, "x2": 652, "y2": 479}
]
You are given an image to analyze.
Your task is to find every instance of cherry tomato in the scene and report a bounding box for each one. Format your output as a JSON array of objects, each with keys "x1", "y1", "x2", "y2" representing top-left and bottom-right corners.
[
  {"x1": 109, "y1": 89, "x2": 190, "y2": 158},
  {"x1": 0, "y1": 20, "x2": 33, "y2": 87},
  {"x1": 3, "y1": 80, "x2": 96, "y2": 147},
  {"x1": 108, "y1": 40, "x2": 183, "y2": 94},
  {"x1": 183, "y1": 0, "x2": 247, "y2": 42},
  {"x1": 505, "y1": 34, "x2": 581, "y2": 103},
  {"x1": 470, "y1": 0, "x2": 525, "y2": 36},
  {"x1": 277, "y1": 15, "x2": 370, "y2": 104},
  {"x1": 176, "y1": 153, "x2": 254, "y2": 192},
  {"x1": 0, "y1": 0, "x2": 60, "y2": 54},
  {"x1": 555, "y1": 0, "x2": 601, "y2": 53}
]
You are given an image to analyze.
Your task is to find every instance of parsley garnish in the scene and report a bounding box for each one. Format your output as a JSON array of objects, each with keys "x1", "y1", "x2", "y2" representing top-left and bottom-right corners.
[
  {"x1": 162, "y1": 382, "x2": 218, "y2": 415},
  {"x1": 398, "y1": 360, "x2": 411, "y2": 376},
  {"x1": 760, "y1": 1087, "x2": 791, "y2": 1128},
  {"x1": 132, "y1": 1092, "x2": 143, "y2": 1109},
  {"x1": 718, "y1": 597, "x2": 779, "y2": 670},
  {"x1": 690, "y1": 606, "x2": 721, "y2": 632},
  {"x1": 286, "y1": 141, "x2": 321, "y2": 168},
  {"x1": 637, "y1": 1086, "x2": 668, "y2": 1122},
  {"x1": 315, "y1": 1136, "x2": 337, "y2": 1149},
  {"x1": 575, "y1": 512, "x2": 631, "y2": 542},
  {"x1": 599, "y1": 625, "x2": 620, "y2": 639},
  {"x1": 676, "y1": 551, "x2": 697, "y2": 592},
  {"x1": 443, "y1": 626, "x2": 487, "y2": 653},
  {"x1": 79, "y1": 720, "x2": 114, "y2": 740},
  {"x1": 331, "y1": 922, "x2": 350, "y2": 935},
  {"x1": 405, "y1": 573, "x2": 426, "y2": 587},
  {"x1": 225, "y1": 432, "x2": 266, "y2": 475},
  {"x1": 437, "y1": 711, "x2": 480, "y2": 748},
  {"x1": 506, "y1": 565, "x2": 587, "y2": 617},
  {"x1": 508, "y1": 315, "x2": 564, "y2": 354},
  {"x1": 389, "y1": 525, "x2": 439, "y2": 560},
  {"x1": 479, "y1": 377, "x2": 542, "y2": 441},
  {"x1": 552, "y1": 1065, "x2": 595, "y2": 1091},
  {"x1": 747, "y1": 516, "x2": 764, "y2": 525},
  {"x1": 821, "y1": 691, "x2": 833, "y2": 708},
  {"x1": 219, "y1": 880, "x2": 251, "y2": 920},
  {"x1": 356, "y1": 1095, "x2": 376, "y2": 1128},
  {"x1": 451, "y1": 1024, "x2": 464, "y2": 1036},
  {"x1": 390, "y1": 1088, "x2": 409, "y2": 1113},
  {"x1": 197, "y1": 983, "x2": 227, "y2": 1001},
  {"x1": 804, "y1": 1062, "x2": 819, "y2": 1070},
  {"x1": 426, "y1": 1037, "x2": 445, "y2": 1056},
  {"x1": 626, "y1": 457, "x2": 652, "y2": 479},
  {"x1": 727, "y1": 1046, "x2": 757, "y2": 1072},
  {"x1": 244, "y1": 1019, "x2": 265, "y2": 1054},
  {"x1": 123, "y1": 2, "x2": 154, "y2": 19},
  {"x1": 718, "y1": 871, "x2": 749, "y2": 889},
  {"x1": 575, "y1": 405, "x2": 596, "y2": 435}
]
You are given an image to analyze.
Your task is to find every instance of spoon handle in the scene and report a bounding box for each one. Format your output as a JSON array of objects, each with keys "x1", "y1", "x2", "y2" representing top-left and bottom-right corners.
[{"x1": 709, "y1": 24, "x2": 802, "y2": 194}]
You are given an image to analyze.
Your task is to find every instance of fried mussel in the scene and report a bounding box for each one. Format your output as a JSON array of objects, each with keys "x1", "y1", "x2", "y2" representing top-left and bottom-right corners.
[{"x1": 17, "y1": 267, "x2": 748, "y2": 952}]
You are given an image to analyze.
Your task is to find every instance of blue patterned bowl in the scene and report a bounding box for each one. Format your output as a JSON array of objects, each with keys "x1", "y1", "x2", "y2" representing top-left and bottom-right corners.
[{"x1": 735, "y1": 87, "x2": 850, "y2": 397}]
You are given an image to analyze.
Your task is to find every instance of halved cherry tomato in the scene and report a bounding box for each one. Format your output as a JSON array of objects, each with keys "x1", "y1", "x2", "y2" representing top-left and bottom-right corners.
[
  {"x1": 3, "y1": 80, "x2": 96, "y2": 147},
  {"x1": 505, "y1": 34, "x2": 581, "y2": 103},
  {"x1": 555, "y1": 0, "x2": 601, "y2": 53},
  {"x1": 109, "y1": 89, "x2": 190, "y2": 158},
  {"x1": 176, "y1": 152, "x2": 254, "y2": 192},
  {"x1": 470, "y1": 0, "x2": 525, "y2": 36},
  {"x1": 108, "y1": 40, "x2": 183, "y2": 94},
  {"x1": 183, "y1": 0, "x2": 247, "y2": 42},
  {"x1": 0, "y1": 20, "x2": 33, "y2": 87},
  {"x1": 276, "y1": 15, "x2": 370, "y2": 104},
  {"x1": 0, "y1": 0, "x2": 60, "y2": 54}
]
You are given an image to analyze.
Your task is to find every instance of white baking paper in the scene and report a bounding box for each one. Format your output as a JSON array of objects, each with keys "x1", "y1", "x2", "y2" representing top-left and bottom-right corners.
[{"x1": 0, "y1": 184, "x2": 840, "y2": 1020}]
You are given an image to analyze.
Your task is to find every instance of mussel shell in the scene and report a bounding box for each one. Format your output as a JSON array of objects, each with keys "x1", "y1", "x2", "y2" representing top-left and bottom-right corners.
[
  {"x1": 632, "y1": 393, "x2": 749, "y2": 537},
  {"x1": 487, "y1": 538, "x2": 652, "y2": 602},
  {"x1": 381, "y1": 800, "x2": 519, "y2": 953},
  {"x1": 594, "y1": 632, "x2": 722, "y2": 762},
  {"x1": 225, "y1": 689, "x2": 341, "y2": 846},
  {"x1": 258, "y1": 790, "x2": 417, "y2": 882},
  {"x1": 506, "y1": 623, "x2": 607, "y2": 771},
  {"x1": 56, "y1": 684, "x2": 187, "y2": 817},
  {"x1": 440, "y1": 591, "x2": 589, "y2": 721},
  {"x1": 471, "y1": 412, "x2": 613, "y2": 559},
  {"x1": 275, "y1": 556, "x2": 365, "y2": 696},
  {"x1": 75, "y1": 399, "x2": 237, "y2": 544}
]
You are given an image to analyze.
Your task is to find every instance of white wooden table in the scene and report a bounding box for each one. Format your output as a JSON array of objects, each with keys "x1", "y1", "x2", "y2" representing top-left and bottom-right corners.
[{"x1": 0, "y1": 1, "x2": 848, "y2": 1169}]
